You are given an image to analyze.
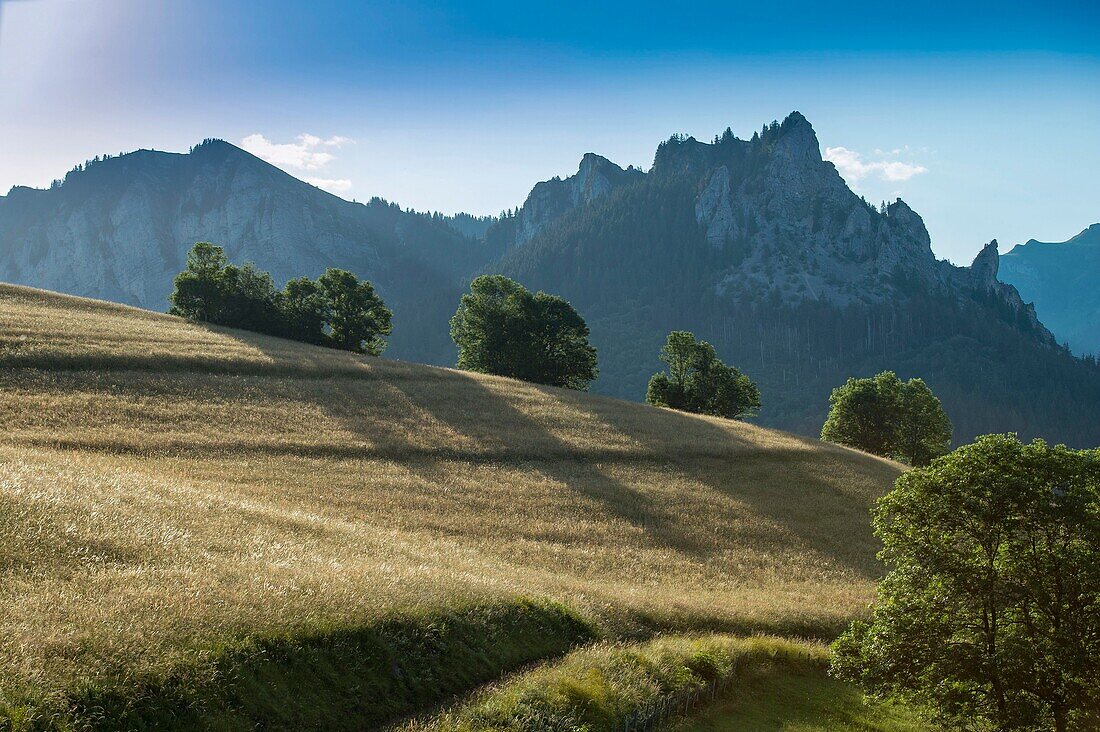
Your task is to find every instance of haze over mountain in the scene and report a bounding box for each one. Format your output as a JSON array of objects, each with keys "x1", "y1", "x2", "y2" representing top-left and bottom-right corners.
[
  {"x1": 999, "y1": 224, "x2": 1100, "y2": 358},
  {"x1": 0, "y1": 140, "x2": 501, "y2": 363},
  {"x1": 2, "y1": 113, "x2": 1098, "y2": 446}
]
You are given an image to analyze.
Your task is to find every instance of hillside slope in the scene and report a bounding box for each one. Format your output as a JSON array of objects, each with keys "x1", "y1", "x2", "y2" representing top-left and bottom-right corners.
[
  {"x1": 1000, "y1": 223, "x2": 1100, "y2": 357},
  {"x1": 0, "y1": 284, "x2": 901, "y2": 728}
]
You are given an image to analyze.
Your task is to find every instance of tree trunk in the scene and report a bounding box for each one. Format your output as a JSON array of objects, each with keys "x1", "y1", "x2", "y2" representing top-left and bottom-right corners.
[{"x1": 1054, "y1": 704, "x2": 1067, "y2": 732}]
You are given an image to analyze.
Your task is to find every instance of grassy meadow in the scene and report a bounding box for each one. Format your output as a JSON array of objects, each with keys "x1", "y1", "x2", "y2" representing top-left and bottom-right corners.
[{"x1": 0, "y1": 284, "x2": 904, "y2": 728}]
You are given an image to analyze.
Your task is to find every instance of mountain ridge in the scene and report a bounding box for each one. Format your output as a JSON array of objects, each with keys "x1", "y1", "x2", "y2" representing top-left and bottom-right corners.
[
  {"x1": 999, "y1": 223, "x2": 1100, "y2": 357},
  {"x1": 2, "y1": 114, "x2": 1097, "y2": 445},
  {"x1": 0, "y1": 138, "x2": 499, "y2": 363},
  {"x1": 488, "y1": 112, "x2": 1097, "y2": 444}
]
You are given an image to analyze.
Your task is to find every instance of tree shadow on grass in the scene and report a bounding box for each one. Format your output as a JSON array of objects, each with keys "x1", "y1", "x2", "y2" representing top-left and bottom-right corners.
[
  {"x1": 309, "y1": 356, "x2": 892, "y2": 578},
  {"x1": 78, "y1": 315, "x2": 892, "y2": 578},
  {"x1": 560, "y1": 389, "x2": 893, "y2": 580},
  {"x1": 361, "y1": 367, "x2": 720, "y2": 558}
]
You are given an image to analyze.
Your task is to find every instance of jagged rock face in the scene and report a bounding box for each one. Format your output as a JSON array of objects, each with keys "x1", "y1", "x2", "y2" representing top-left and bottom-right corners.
[
  {"x1": 685, "y1": 113, "x2": 941, "y2": 306},
  {"x1": 512, "y1": 153, "x2": 643, "y2": 246},
  {"x1": 969, "y1": 239, "x2": 1000, "y2": 286},
  {"x1": 497, "y1": 111, "x2": 1059, "y2": 350}
]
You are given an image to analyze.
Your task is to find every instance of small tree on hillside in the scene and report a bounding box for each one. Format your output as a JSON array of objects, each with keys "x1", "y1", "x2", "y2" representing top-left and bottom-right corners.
[
  {"x1": 646, "y1": 331, "x2": 760, "y2": 419},
  {"x1": 832, "y1": 434, "x2": 1100, "y2": 731},
  {"x1": 317, "y1": 268, "x2": 393, "y2": 355},
  {"x1": 168, "y1": 242, "x2": 229, "y2": 323},
  {"x1": 450, "y1": 275, "x2": 598, "y2": 390},
  {"x1": 821, "y1": 371, "x2": 951, "y2": 465}
]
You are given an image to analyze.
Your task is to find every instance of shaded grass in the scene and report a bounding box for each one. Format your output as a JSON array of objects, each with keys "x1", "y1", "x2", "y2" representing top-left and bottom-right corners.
[
  {"x1": 0, "y1": 284, "x2": 904, "y2": 728},
  {"x1": 408, "y1": 636, "x2": 832, "y2": 731},
  {"x1": 3, "y1": 599, "x2": 592, "y2": 732},
  {"x1": 670, "y1": 668, "x2": 927, "y2": 731}
]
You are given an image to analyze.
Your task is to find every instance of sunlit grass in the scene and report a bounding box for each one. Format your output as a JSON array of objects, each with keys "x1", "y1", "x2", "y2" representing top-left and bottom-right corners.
[
  {"x1": 670, "y1": 666, "x2": 927, "y2": 731},
  {"x1": 0, "y1": 284, "x2": 902, "y2": 724},
  {"x1": 408, "y1": 635, "x2": 834, "y2": 731}
]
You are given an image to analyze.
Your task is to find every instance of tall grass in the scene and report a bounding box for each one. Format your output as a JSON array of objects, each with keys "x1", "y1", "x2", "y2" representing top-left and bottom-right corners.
[
  {"x1": 409, "y1": 635, "x2": 830, "y2": 731},
  {"x1": 0, "y1": 285, "x2": 903, "y2": 728},
  {"x1": 2, "y1": 599, "x2": 593, "y2": 731}
]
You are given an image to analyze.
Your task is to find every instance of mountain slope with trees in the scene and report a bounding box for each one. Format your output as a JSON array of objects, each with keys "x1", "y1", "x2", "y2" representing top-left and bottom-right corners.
[{"x1": 492, "y1": 113, "x2": 1100, "y2": 446}]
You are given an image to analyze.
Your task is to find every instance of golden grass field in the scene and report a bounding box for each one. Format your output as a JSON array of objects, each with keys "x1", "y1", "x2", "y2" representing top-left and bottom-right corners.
[{"x1": 0, "y1": 284, "x2": 903, "y2": 726}]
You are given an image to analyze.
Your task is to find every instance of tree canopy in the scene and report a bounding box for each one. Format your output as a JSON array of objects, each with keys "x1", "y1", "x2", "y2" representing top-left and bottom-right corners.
[
  {"x1": 645, "y1": 331, "x2": 760, "y2": 419},
  {"x1": 820, "y1": 371, "x2": 951, "y2": 465},
  {"x1": 168, "y1": 242, "x2": 392, "y2": 354},
  {"x1": 450, "y1": 274, "x2": 598, "y2": 390},
  {"x1": 831, "y1": 434, "x2": 1100, "y2": 731}
]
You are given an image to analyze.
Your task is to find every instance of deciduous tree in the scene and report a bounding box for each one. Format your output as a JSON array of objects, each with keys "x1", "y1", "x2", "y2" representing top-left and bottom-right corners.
[
  {"x1": 450, "y1": 275, "x2": 598, "y2": 390},
  {"x1": 821, "y1": 371, "x2": 951, "y2": 465},
  {"x1": 832, "y1": 434, "x2": 1100, "y2": 731},
  {"x1": 646, "y1": 331, "x2": 760, "y2": 419}
]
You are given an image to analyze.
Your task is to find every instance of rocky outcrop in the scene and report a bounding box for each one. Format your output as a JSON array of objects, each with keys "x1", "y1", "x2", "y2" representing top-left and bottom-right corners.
[
  {"x1": 952, "y1": 240, "x2": 1053, "y2": 345},
  {"x1": 969, "y1": 239, "x2": 1000, "y2": 287},
  {"x1": 679, "y1": 113, "x2": 948, "y2": 306},
  {"x1": 510, "y1": 153, "x2": 643, "y2": 247}
]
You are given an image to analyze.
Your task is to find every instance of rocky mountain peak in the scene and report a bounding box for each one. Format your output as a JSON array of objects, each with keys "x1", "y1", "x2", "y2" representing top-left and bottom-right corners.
[
  {"x1": 971, "y1": 239, "x2": 1000, "y2": 286},
  {"x1": 507, "y1": 151, "x2": 643, "y2": 247},
  {"x1": 573, "y1": 152, "x2": 628, "y2": 206},
  {"x1": 773, "y1": 110, "x2": 822, "y2": 163}
]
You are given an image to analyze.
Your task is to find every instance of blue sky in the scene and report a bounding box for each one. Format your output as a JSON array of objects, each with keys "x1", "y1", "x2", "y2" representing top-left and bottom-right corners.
[{"x1": 1, "y1": 0, "x2": 1097, "y2": 264}]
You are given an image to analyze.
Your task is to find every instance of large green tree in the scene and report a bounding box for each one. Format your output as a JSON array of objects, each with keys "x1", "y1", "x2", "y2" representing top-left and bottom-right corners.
[
  {"x1": 168, "y1": 242, "x2": 230, "y2": 323},
  {"x1": 317, "y1": 268, "x2": 393, "y2": 355},
  {"x1": 832, "y1": 434, "x2": 1100, "y2": 731},
  {"x1": 450, "y1": 275, "x2": 598, "y2": 390},
  {"x1": 821, "y1": 371, "x2": 951, "y2": 465},
  {"x1": 895, "y1": 378, "x2": 953, "y2": 467},
  {"x1": 645, "y1": 331, "x2": 760, "y2": 419}
]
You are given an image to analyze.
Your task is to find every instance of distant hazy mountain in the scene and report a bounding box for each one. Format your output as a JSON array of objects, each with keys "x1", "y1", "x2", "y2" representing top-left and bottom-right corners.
[
  {"x1": 3, "y1": 117, "x2": 1099, "y2": 446},
  {"x1": 999, "y1": 224, "x2": 1100, "y2": 357},
  {"x1": 0, "y1": 140, "x2": 499, "y2": 362}
]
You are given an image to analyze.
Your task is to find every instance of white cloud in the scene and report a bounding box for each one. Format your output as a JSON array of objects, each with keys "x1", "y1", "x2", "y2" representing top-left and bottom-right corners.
[
  {"x1": 239, "y1": 133, "x2": 353, "y2": 172},
  {"x1": 305, "y1": 177, "x2": 353, "y2": 194},
  {"x1": 824, "y1": 146, "x2": 927, "y2": 186}
]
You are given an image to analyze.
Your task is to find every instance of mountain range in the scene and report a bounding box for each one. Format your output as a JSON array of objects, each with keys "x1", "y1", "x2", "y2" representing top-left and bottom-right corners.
[
  {"x1": 1, "y1": 113, "x2": 1098, "y2": 446},
  {"x1": 999, "y1": 224, "x2": 1100, "y2": 358}
]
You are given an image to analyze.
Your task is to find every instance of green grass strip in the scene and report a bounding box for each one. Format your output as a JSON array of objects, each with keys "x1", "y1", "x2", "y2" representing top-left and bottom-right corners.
[
  {"x1": 414, "y1": 635, "x2": 830, "y2": 731},
  {"x1": 2, "y1": 599, "x2": 595, "y2": 732}
]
